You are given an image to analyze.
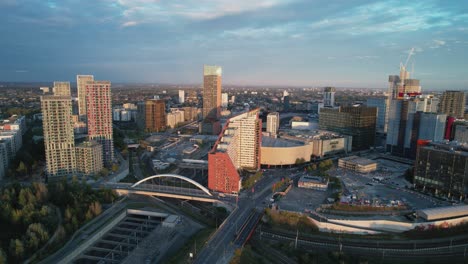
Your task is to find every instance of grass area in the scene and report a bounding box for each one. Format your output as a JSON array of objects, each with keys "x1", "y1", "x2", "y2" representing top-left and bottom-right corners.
[
  {"x1": 242, "y1": 171, "x2": 263, "y2": 190},
  {"x1": 330, "y1": 203, "x2": 407, "y2": 212},
  {"x1": 264, "y1": 208, "x2": 318, "y2": 233},
  {"x1": 163, "y1": 228, "x2": 214, "y2": 264},
  {"x1": 230, "y1": 245, "x2": 266, "y2": 264},
  {"x1": 178, "y1": 206, "x2": 216, "y2": 227}
]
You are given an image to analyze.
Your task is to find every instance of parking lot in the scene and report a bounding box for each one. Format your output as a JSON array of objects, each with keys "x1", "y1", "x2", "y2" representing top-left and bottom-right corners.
[
  {"x1": 275, "y1": 185, "x2": 329, "y2": 213},
  {"x1": 328, "y1": 158, "x2": 448, "y2": 210}
]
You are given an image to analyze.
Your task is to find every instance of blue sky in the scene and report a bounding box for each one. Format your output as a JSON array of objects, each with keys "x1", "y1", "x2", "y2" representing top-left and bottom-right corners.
[{"x1": 1, "y1": 0, "x2": 467, "y2": 89}]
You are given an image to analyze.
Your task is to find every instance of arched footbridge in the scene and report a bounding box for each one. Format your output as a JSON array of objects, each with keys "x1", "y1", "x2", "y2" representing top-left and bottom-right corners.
[{"x1": 104, "y1": 174, "x2": 220, "y2": 202}]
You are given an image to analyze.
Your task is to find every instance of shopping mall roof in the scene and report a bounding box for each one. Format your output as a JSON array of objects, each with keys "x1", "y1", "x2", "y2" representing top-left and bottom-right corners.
[
  {"x1": 416, "y1": 205, "x2": 468, "y2": 221},
  {"x1": 262, "y1": 136, "x2": 304, "y2": 148}
]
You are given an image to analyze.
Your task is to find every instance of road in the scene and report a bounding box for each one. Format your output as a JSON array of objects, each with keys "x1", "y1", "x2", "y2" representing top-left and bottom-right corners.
[{"x1": 193, "y1": 168, "x2": 298, "y2": 264}]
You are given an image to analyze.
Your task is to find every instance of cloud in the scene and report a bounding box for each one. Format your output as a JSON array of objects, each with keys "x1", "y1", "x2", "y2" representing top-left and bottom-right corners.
[
  {"x1": 221, "y1": 23, "x2": 298, "y2": 39},
  {"x1": 354, "y1": 55, "x2": 380, "y2": 60},
  {"x1": 113, "y1": 0, "x2": 294, "y2": 25},
  {"x1": 307, "y1": 0, "x2": 462, "y2": 36},
  {"x1": 122, "y1": 21, "x2": 138, "y2": 27},
  {"x1": 430, "y1": 39, "x2": 446, "y2": 48}
]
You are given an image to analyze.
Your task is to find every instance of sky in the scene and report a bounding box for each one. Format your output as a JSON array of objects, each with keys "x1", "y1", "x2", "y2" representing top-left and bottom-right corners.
[{"x1": 0, "y1": 0, "x2": 467, "y2": 89}]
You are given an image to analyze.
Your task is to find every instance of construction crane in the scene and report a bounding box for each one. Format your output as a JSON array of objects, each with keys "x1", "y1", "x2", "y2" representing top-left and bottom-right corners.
[{"x1": 399, "y1": 47, "x2": 415, "y2": 85}]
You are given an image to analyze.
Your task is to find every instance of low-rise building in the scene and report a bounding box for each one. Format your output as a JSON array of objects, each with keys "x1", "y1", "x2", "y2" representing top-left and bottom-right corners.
[
  {"x1": 338, "y1": 156, "x2": 377, "y2": 173},
  {"x1": 0, "y1": 115, "x2": 26, "y2": 135},
  {"x1": 298, "y1": 175, "x2": 328, "y2": 190},
  {"x1": 261, "y1": 137, "x2": 312, "y2": 166}
]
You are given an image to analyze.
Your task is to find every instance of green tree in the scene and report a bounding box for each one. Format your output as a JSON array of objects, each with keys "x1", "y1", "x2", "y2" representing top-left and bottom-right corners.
[
  {"x1": 16, "y1": 161, "x2": 28, "y2": 176},
  {"x1": 18, "y1": 188, "x2": 36, "y2": 208},
  {"x1": 0, "y1": 248, "x2": 7, "y2": 264},
  {"x1": 99, "y1": 168, "x2": 109, "y2": 177},
  {"x1": 111, "y1": 163, "x2": 119, "y2": 172},
  {"x1": 89, "y1": 201, "x2": 102, "y2": 216},
  {"x1": 9, "y1": 239, "x2": 24, "y2": 259},
  {"x1": 32, "y1": 182, "x2": 48, "y2": 203}
]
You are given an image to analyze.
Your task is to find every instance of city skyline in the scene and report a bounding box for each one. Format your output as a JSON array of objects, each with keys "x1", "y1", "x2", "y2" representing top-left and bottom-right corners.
[{"x1": 1, "y1": 1, "x2": 468, "y2": 89}]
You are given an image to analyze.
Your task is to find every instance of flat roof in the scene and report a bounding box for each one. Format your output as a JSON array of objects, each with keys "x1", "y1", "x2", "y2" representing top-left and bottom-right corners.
[
  {"x1": 340, "y1": 156, "x2": 376, "y2": 166},
  {"x1": 417, "y1": 205, "x2": 468, "y2": 221},
  {"x1": 262, "y1": 137, "x2": 304, "y2": 148},
  {"x1": 299, "y1": 175, "x2": 327, "y2": 183}
]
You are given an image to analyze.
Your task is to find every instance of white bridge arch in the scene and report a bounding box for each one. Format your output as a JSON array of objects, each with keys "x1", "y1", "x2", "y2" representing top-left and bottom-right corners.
[{"x1": 131, "y1": 174, "x2": 212, "y2": 196}]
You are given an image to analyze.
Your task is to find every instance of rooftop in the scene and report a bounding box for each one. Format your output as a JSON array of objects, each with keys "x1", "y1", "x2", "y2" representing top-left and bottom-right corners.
[
  {"x1": 340, "y1": 156, "x2": 376, "y2": 166},
  {"x1": 262, "y1": 136, "x2": 304, "y2": 148},
  {"x1": 299, "y1": 175, "x2": 327, "y2": 183},
  {"x1": 417, "y1": 205, "x2": 468, "y2": 221}
]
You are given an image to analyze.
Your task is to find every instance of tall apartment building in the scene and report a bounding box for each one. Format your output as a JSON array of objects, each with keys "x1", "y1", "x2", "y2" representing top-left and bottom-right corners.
[
  {"x1": 414, "y1": 142, "x2": 468, "y2": 199},
  {"x1": 86, "y1": 81, "x2": 114, "y2": 167},
  {"x1": 366, "y1": 97, "x2": 388, "y2": 134},
  {"x1": 145, "y1": 99, "x2": 166, "y2": 132},
  {"x1": 166, "y1": 110, "x2": 185, "y2": 128},
  {"x1": 137, "y1": 101, "x2": 146, "y2": 130},
  {"x1": 41, "y1": 95, "x2": 76, "y2": 178},
  {"x1": 52, "y1": 81, "x2": 71, "y2": 96},
  {"x1": 208, "y1": 110, "x2": 262, "y2": 193},
  {"x1": 323, "y1": 87, "x2": 336, "y2": 107},
  {"x1": 0, "y1": 140, "x2": 9, "y2": 180},
  {"x1": 266, "y1": 112, "x2": 280, "y2": 138},
  {"x1": 203, "y1": 65, "x2": 222, "y2": 120},
  {"x1": 52, "y1": 82, "x2": 71, "y2": 96},
  {"x1": 221, "y1": 93, "x2": 228, "y2": 108},
  {"x1": 387, "y1": 96, "x2": 446, "y2": 158},
  {"x1": 179, "y1": 90, "x2": 185, "y2": 104},
  {"x1": 75, "y1": 141, "x2": 103, "y2": 177},
  {"x1": 439, "y1": 91, "x2": 466, "y2": 118},
  {"x1": 319, "y1": 106, "x2": 377, "y2": 150},
  {"x1": 77, "y1": 75, "x2": 94, "y2": 119},
  {"x1": 182, "y1": 107, "x2": 198, "y2": 121},
  {"x1": 201, "y1": 65, "x2": 222, "y2": 135}
]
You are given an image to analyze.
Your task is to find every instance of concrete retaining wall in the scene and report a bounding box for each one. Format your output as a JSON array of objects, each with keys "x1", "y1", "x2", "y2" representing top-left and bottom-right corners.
[{"x1": 61, "y1": 210, "x2": 127, "y2": 263}]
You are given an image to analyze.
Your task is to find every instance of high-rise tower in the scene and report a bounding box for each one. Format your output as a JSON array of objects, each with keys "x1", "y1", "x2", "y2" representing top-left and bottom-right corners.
[
  {"x1": 323, "y1": 87, "x2": 336, "y2": 107},
  {"x1": 145, "y1": 99, "x2": 166, "y2": 132},
  {"x1": 53, "y1": 81, "x2": 71, "y2": 96},
  {"x1": 41, "y1": 95, "x2": 76, "y2": 178},
  {"x1": 77, "y1": 75, "x2": 94, "y2": 119},
  {"x1": 86, "y1": 81, "x2": 114, "y2": 167},
  {"x1": 266, "y1": 112, "x2": 280, "y2": 137},
  {"x1": 203, "y1": 65, "x2": 222, "y2": 120},
  {"x1": 179, "y1": 90, "x2": 185, "y2": 104},
  {"x1": 439, "y1": 91, "x2": 466, "y2": 118}
]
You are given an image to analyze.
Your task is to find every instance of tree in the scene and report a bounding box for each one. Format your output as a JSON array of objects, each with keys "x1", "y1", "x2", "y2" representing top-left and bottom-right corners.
[
  {"x1": 99, "y1": 168, "x2": 109, "y2": 177},
  {"x1": 16, "y1": 161, "x2": 28, "y2": 176},
  {"x1": 9, "y1": 239, "x2": 24, "y2": 259},
  {"x1": 111, "y1": 163, "x2": 119, "y2": 172},
  {"x1": 33, "y1": 182, "x2": 48, "y2": 203},
  {"x1": 0, "y1": 248, "x2": 7, "y2": 264},
  {"x1": 89, "y1": 201, "x2": 102, "y2": 216}
]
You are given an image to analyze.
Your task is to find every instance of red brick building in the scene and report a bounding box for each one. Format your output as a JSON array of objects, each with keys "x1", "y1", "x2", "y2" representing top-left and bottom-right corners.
[{"x1": 208, "y1": 109, "x2": 261, "y2": 194}]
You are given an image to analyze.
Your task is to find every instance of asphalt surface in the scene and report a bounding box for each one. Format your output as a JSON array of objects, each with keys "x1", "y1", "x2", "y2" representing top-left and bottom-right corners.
[{"x1": 193, "y1": 168, "x2": 301, "y2": 264}]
